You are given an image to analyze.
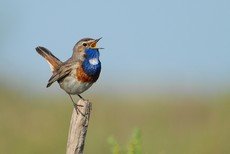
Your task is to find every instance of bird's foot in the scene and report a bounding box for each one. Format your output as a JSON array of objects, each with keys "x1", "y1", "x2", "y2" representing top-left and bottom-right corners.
[
  {"x1": 68, "y1": 94, "x2": 86, "y2": 116},
  {"x1": 73, "y1": 103, "x2": 86, "y2": 116}
]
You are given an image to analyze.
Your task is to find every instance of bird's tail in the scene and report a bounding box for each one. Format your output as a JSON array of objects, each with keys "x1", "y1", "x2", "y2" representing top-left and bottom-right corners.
[{"x1": 35, "y1": 46, "x2": 62, "y2": 72}]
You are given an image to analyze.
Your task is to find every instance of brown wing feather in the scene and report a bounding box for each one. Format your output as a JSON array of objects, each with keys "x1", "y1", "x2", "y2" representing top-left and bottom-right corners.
[{"x1": 46, "y1": 62, "x2": 73, "y2": 87}]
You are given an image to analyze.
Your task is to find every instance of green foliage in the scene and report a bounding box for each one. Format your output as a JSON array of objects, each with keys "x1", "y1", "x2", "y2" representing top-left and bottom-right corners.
[
  {"x1": 108, "y1": 128, "x2": 142, "y2": 154},
  {"x1": 127, "y1": 128, "x2": 142, "y2": 154},
  {"x1": 108, "y1": 136, "x2": 121, "y2": 154}
]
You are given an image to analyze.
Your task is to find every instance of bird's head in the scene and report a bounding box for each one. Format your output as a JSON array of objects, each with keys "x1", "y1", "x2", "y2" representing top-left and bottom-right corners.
[{"x1": 72, "y1": 37, "x2": 103, "y2": 60}]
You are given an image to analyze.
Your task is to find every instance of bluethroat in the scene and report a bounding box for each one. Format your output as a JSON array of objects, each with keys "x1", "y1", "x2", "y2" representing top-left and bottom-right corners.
[{"x1": 36, "y1": 38, "x2": 103, "y2": 112}]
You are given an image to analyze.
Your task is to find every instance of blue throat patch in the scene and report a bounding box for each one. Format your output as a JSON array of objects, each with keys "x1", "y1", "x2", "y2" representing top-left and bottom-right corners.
[{"x1": 82, "y1": 48, "x2": 101, "y2": 76}]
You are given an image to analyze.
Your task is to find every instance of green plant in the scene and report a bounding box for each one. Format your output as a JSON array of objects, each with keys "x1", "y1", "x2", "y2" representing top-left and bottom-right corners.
[
  {"x1": 108, "y1": 128, "x2": 142, "y2": 154},
  {"x1": 127, "y1": 128, "x2": 142, "y2": 154},
  {"x1": 108, "y1": 136, "x2": 121, "y2": 154}
]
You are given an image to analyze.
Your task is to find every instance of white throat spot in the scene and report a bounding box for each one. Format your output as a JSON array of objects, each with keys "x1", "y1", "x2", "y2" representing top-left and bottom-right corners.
[{"x1": 89, "y1": 58, "x2": 99, "y2": 65}]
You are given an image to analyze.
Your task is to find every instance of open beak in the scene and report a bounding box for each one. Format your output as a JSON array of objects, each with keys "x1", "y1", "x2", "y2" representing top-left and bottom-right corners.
[
  {"x1": 95, "y1": 37, "x2": 102, "y2": 42},
  {"x1": 90, "y1": 37, "x2": 104, "y2": 49}
]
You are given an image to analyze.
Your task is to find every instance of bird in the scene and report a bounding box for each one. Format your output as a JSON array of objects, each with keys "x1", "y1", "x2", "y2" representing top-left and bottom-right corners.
[{"x1": 35, "y1": 38, "x2": 103, "y2": 113}]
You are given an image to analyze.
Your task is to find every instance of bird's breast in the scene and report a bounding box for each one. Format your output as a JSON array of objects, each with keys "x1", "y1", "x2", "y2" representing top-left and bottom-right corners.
[
  {"x1": 76, "y1": 64, "x2": 100, "y2": 83},
  {"x1": 59, "y1": 75, "x2": 93, "y2": 95}
]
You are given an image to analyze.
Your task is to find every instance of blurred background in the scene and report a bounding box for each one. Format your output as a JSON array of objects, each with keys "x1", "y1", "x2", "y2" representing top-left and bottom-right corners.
[{"x1": 0, "y1": 0, "x2": 230, "y2": 153}]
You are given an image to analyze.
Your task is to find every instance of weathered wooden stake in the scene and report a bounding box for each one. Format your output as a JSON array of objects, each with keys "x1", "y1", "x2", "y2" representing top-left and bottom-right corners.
[{"x1": 66, "y1": 99, "x2": 92, "y2": 154}]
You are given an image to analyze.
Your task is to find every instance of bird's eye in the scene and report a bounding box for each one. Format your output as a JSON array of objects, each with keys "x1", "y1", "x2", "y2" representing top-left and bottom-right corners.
[{"x1": 82, "y1": 43, "x2": 87, "y2": 46}]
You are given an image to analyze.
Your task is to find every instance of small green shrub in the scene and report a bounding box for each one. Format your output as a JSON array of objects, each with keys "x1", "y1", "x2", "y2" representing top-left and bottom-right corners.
[
  {"x1": 127, "y1": 128, "x2": 142, "y2": 154},
  {"x1": 108, "y1": 136, "x2": 121, "y2": 154},
  {"x1": 108, "y1": 128, "x2": 142, "y2": 154}
]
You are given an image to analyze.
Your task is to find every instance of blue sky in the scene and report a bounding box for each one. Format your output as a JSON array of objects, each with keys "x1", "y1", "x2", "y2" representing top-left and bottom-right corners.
[{"x1": 0, "y1": 0, "x2": 229, "y2": 94}]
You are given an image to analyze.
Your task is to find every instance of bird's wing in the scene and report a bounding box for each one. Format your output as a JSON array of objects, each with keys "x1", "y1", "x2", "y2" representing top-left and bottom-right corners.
[{"x1": 46, "y1": 61, "x2": 76, "y2": 87}]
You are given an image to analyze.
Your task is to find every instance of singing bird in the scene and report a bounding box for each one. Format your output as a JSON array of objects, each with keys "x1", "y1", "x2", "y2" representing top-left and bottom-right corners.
[{"x1": 36, "y1": 38, "x2": 103, "y2": 110}]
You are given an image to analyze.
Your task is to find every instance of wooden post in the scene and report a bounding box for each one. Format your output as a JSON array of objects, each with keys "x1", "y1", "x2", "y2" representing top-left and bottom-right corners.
[{"x1": 66, "y1": 99, "x2": 92, "y2": 154}]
